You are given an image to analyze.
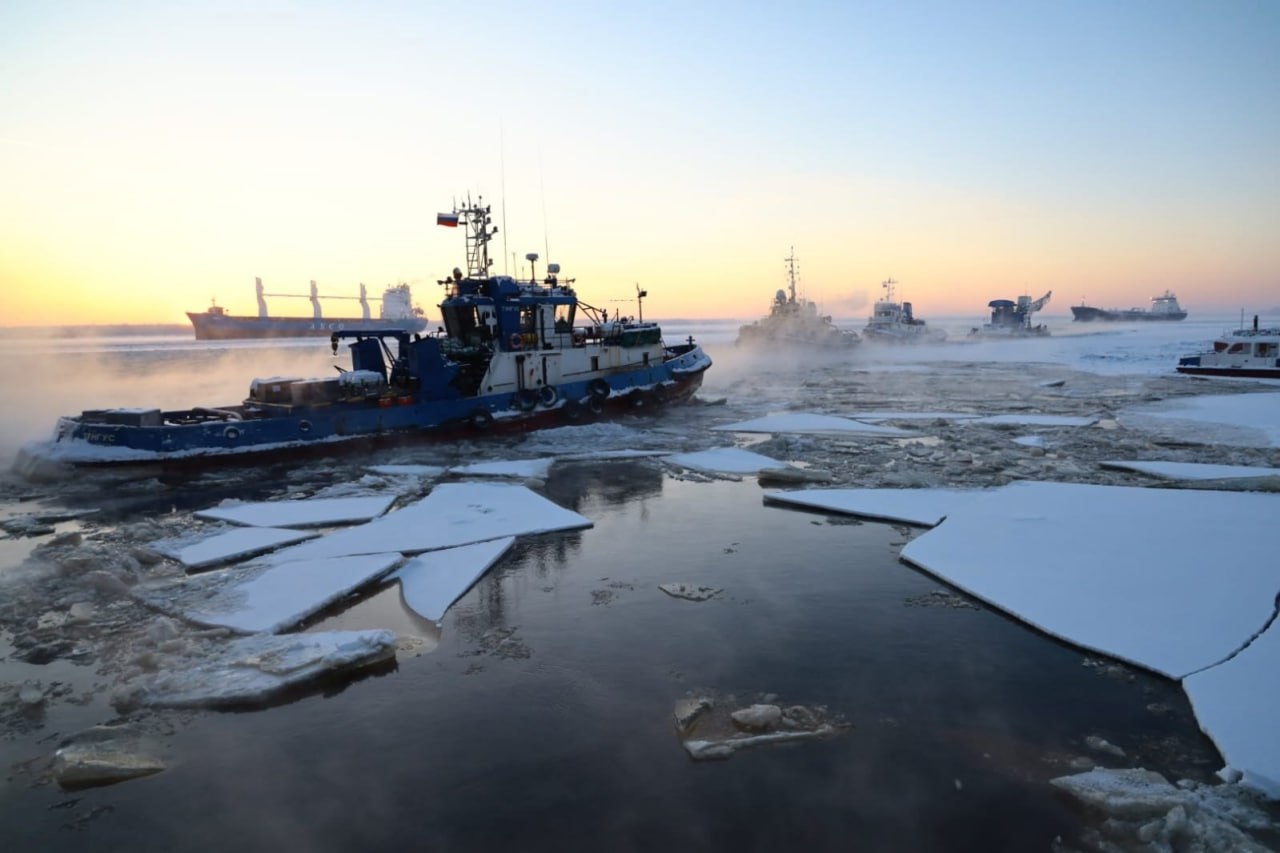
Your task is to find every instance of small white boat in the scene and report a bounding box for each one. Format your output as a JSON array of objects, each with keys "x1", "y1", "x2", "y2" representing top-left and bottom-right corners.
[
  {"x1": 863, "y1": 279, "x2": 946, "y2": 344},
  {"x1": 1177, "y1": 317, "x2": 1280, "y2": 379}
]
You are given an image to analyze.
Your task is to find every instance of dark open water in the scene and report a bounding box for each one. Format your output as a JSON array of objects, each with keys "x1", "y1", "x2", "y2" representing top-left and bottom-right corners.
[{"x1": 1, "y1": 461, "x2": 1214, "y2": 852}]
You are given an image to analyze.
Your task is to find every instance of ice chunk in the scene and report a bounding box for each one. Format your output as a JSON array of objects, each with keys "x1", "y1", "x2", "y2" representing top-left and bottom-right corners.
[
  {"x1": 392, "y1": 537, "x2": 515, "y2": 623},
  {"x1": 267, "y1": 483, "x2": 591, "y2": 562},
  {"x1": 126, "y1": 630, "x2": 396, "y2": 709},
  {"x1": 764, "y1": 488, "x2": 975, "y2": 527},
  {"x1": 1184, "y1": 617, "x2": 1280, "y2": 798},
  {"x1": 450, "y1": 459, "x2": 555, "y2": 479},
  {"x1": 713, "y1": 413, "x2": 914, "y2": 436},
  {"x1": 658, "y1": 583, "x2": 722, "y2": 602},
  {"x1": 555, "y1": 449, "x2": 669, "y2": 461},
  {"x1": 137, "y1": 553, "x2": 402, "y2": 634},
  {"x1": 194, "y1": 496, "x2": 397, "y2": 528},
  {"x1": 901, "y1": 482, "x2": 1280, "y2": 679},
  {"x1": 848, "y1": 411, "x2": 981, "y2": 422},
  {"x1": 1099, "y1": 460, "x2": 1280, "y2": 483},
  {"x1": 154, "y1": 527, "x2": 318, "y2": 570},
  {"x1": 664, "y1": 448, "x2": 792, "y2": 475},
  {"x1": 368, "y1": 464, "x2": 448, "y2": 478},
  {"x1": 1013, "y1": 436, "x2": 1046, "y2": 447}
]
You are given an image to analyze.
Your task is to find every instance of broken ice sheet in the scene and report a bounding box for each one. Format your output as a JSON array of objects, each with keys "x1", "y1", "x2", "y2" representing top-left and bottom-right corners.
[
  {"x1": 392, "y1": 537, "x2": 515, "y2": 623},
  {"x1": 367, "y1": 464, "x2": 448, "y2": 478},
  {"x1": 763, "y1": 488, "x2": 977, "y2": 527},
  {"x1": 1120, "y1": 392, "x2": 1280, "y2": 448},
  {"x1": 194, "y1": 495, "x2": 397, "y2": 528},
  {"x1": 450, "y1": 458, "x2": 555, "y2": 479},
  {"x1": 153, "y1": 527, "x2": 319, "y2": 570},
  {"x1": 664, "y1": 448, "x2": 792, "y2": 475},
  {"x1": 1184, "y1": 616, "x2": 1280, "y2": 798},
  {"x1": 900, "y1": 481, "x2": 1280, "y2": 679},
  {"x1": 847, "y1": 411, "x2": 981, "y2": 422},
  {"x1": 125, "y1": 630, "x2": 396, "y2": 709},
  {"x1": 1099, "y1": 460, "x2": 1280, "y2": 483},
  {"x1": 135, "y1": 553, "x2": 402, "y2": 634},
  {"x1": 712, "y1": 413, "x2": 914, "y2": 437},
  {"x1": 967, "y1": 414, "x2": 1098, "y2": 427},
  {"x1": 265, "y1": 483, "x2": 591, "y2": 562}
]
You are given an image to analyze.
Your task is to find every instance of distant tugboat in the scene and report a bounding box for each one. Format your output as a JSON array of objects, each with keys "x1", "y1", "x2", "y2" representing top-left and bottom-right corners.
[
  {"x1": 1177, "y1": 315, "x2": 1280, "y2": 379},
  {"x1": 187, "y1": 280, "x2": 428, "y2": 340},
  {"x1": 970, "y1": 291, "x2": 1052, "y2": 338},
  {"x1": 736, "y1": 249, "x2": 860, "y2": 349},
  {"x1": 1071, "y1": 290, "x2": 1187, "y2": 322},
  {"x1": 862, "y1": 278, "x2": 947, "y2": 344}
]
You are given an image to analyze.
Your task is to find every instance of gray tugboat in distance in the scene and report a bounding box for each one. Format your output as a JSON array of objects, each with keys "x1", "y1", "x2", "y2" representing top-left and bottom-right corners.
[{"x1": 736, "y1": 249, "x2": 860, "y2": 349}]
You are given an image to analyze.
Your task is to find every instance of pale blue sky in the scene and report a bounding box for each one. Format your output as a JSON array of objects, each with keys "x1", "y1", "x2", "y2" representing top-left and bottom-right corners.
[{"x1": 2, "y1": 1, "x2": 1277, "y2": 322}]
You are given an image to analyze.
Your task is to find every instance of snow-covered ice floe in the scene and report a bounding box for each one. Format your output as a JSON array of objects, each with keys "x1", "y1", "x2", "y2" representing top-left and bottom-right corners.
[
  {"x1": 1100, "y1": 460, "x2": 1280, "y2": 483},
  {"x1": 1184, "y1": 618, "x2": 1280, "y2": 797},
  {"x1": 135, "y1": 553, "x2": 403, "y2": 634},
  {"x1": 664, "y1": 448, "x2": 792, "y2": 475},
  {"x1": 763, "y1": 488, "x2": 975, "y2": 527},
  {"x1": 712, "y1": 413, "x2": 915, "y2": 437},
  {"x1": 1120, "y1": 392, "x2": 1280, "y2": 448},
  {"x1": 154, "y1": 527, "x2": 319, "y2": 570},
  {"x1": 194, "y1": 495, "x2": 397, "y2": 528},
  {"x1": 126, "y1": 630, "x2": 396, "y2": 709},
  {"x1": 900, "y1": 482, "x2": 1280, "y2": 680},
  {"x1": 392, "y1": 537, "x2": 515, "y2": 623},
  {"x1": 846, "y1": 411, "x2": 981, "y2": 422},
  {"x1": 266, "y1": 483, "x2": 591, "y2": 562}
]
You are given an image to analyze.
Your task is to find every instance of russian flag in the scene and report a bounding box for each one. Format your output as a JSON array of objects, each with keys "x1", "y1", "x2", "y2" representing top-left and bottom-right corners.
[{"x1": 437, "y1": 212, "x2": 460, "y2": 227}]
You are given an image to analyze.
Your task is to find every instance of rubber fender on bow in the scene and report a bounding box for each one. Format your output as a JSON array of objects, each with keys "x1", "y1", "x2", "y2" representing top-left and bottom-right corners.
[{"x1": 539, "y1": 385, "x2": 559, "y2": 407}]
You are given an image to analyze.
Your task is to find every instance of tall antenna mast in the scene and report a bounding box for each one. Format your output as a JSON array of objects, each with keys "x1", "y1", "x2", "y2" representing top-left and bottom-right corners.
[
  {"x1": 539, "y1": 146, "x2": 550, "y2": 262},
  {"x1": 500, "y1": 123, "x2": 509, "y2": 275}
]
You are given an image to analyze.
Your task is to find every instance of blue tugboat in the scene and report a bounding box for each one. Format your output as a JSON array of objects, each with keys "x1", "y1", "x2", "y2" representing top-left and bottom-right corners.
[{"x1": 17, "y1": 198, "x2": 712, "y2": 477}]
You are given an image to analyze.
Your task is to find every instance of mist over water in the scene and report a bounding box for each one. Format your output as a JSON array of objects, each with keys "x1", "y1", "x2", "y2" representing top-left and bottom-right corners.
[{"x1": 2, "y1": 318, "x2": 1278, "y2": 851}]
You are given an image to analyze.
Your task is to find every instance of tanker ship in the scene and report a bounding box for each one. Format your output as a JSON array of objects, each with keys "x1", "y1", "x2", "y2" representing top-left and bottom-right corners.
[{"x1": 187, "y1": 278, "x2": 428, "y2": 340}]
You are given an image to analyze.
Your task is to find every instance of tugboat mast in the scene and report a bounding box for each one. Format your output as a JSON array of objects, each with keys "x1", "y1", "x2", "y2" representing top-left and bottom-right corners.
[
  {"x1": 785, "y1": 247, "x2": 799, "y2": 304},
  {"x1": 882, "y1": 277, "x2": 898, "y2": 303},
  {"x1": 455, "y1": 196, "x2": 498, "y2": 278}
]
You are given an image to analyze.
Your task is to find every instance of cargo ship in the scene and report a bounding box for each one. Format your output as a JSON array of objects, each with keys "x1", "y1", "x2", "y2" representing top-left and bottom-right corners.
[
  {"x1": 1070, "y1": 291, "x2": 1187, "y2": 322},
  {"x1": 187, "y1": 279, "x2": 428, "y2": 340}
]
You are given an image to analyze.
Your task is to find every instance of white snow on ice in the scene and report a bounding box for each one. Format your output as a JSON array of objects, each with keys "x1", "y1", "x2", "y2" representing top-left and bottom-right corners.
[
  {"x1": 1121, "y1": 392, "x2": 1280, "y2": 448},
  {"x1": 763, "y1": 488, "x2": 974, "y2": 527},
  {"x1": 1099, "y1": 460, "x2": 1280, "y2": 482},
  {"x1": 1013, "y1": 436, "x2": 1047, "y2": 447},
  {"x1": 392, "y1": 537, "x2": 515, "y2": 623},
  {"x1": 1184, "y1": 618, "x2": 1280, "y2": 798},
  {"x1": 266, "y1": 482, "x2": 591, "y2": 562},
  {"x1": 712, "y1": 413, "x2": 915, "y2": 437},
  {"x1": 194, "y1": 496, "x2": 397, "y2": 528},
  {"x1": 665, "y1": 447, "x2": 792, "y2": 475},
  {"x1": 131, "y1": 630, "x2": 396, "y2": 708},
  {"x1": 900, "y1": 481, "x2": 1280, "y2": 680},
  {"x1": 154, "y1": 527, "x2": 319, "y2": 570},
  {"x1": 140, "y1": 553, "x2": 403, "y2": 634}
]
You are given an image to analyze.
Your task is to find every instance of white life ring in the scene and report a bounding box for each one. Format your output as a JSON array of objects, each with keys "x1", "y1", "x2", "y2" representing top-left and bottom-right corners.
[
  {"x1": 510, "y1": 333, "x2": 523, "y2": 350},
  {"x1": 224, "y1": 425, "x2": 241, "y2": 440}
]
